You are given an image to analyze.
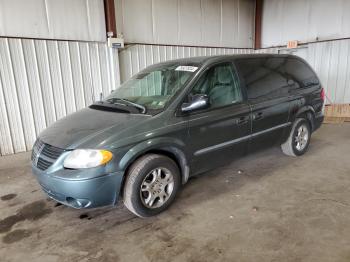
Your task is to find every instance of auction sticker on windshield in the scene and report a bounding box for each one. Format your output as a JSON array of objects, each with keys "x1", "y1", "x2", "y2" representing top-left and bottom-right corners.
[{"x1": 175, "y1": 66, "x2": 198, "y2": 72}]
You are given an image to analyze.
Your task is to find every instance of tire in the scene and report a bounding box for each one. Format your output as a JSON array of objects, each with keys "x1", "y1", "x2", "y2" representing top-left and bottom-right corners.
[
  {"x1": 123, "y1": 154, "x2": 181, "y2": 217},
  {"x1": 281, "y1": 118, "x2": 311, "y2": 157}
]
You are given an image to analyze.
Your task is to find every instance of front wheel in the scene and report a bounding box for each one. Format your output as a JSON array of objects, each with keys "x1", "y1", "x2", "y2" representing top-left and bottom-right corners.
[
  {"x1": 123, "y1": 154, "x2": 181, "y2": 217},
  {"x1": 281, "y1": 118, "x2": 311, "y2": 156}
]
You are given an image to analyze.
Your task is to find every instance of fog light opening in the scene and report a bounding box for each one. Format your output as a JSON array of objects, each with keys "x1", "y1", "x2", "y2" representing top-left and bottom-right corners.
[{"x1": 66, "y1": 197, "x2": 91, "y2": 208}]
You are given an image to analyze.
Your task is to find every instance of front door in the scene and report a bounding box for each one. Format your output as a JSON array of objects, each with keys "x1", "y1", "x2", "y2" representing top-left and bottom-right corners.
[{"x1": 183, "y1": 62, "x2": 251, "y2": 175}]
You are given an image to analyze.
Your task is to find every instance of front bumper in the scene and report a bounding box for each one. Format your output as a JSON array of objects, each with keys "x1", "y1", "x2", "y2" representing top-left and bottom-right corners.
[{"x1": 32, "y1": 165, "x2": 124, "y2": 208}]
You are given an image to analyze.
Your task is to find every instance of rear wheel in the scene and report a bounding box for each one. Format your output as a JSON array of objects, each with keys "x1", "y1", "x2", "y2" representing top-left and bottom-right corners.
[
  {"x1": 123, "y1": 154, "x2": 181, "y2": 217},
  {"x1": 281, "y1": 118, "x2": 311, "y2": 156}
]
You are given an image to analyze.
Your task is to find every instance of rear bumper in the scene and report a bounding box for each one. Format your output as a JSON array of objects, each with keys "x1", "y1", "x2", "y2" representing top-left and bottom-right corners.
[
  {"x1": 32, "y1": 166, "x2": 124, "y2": 208},
  {"x1": 313, "y1": 112, "x2": 324, "y2": 131}
]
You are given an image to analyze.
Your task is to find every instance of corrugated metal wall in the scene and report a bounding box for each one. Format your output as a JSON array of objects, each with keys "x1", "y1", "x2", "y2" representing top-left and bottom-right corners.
[
  {"x1": 0, "y1": 37, "x2": 120, "y2": 156},
  {"x1": 307, "y1": 40, "x2": 350, "y2": 104},
  {"x1": 115, "y1": 0, "x2": 255, "y2": 48},
  {"x1": 0, "y1": 0, "x2": 106, "y2": 42},
  {"x1": 262, "y1": 0, "x2": 350, "y2": 48}
]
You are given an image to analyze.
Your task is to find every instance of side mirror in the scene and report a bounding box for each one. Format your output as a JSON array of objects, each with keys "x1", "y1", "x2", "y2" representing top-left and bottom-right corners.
[{"x1": 181, "y1": 94, "x2": 209, "y2": 113}]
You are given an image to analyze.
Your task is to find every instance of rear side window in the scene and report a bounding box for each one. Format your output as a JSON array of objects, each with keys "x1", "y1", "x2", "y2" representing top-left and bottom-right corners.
[
  {"x1": 283, "y1": 58, "x2": 319, "y2": 88},
  {"x1": 235, "y1": 58, "x2": 289, "y2": 100}
]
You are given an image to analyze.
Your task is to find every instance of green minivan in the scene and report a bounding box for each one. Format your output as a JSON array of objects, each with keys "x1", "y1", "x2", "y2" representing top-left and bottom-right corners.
[{"x1": 32, "y1": 54, "x2": 324, "y2": 217}]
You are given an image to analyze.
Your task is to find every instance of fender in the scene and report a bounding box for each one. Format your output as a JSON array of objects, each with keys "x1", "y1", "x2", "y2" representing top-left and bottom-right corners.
[
  {"x1": 289, "y1": 104, "x2": 315, "y2": 124},
  {"x1": 282, "y1": 105, "x2": 316, "y2": 143},
  {"x1": 295, "y1": 105, "x2": 315, "y2": 118},
  {"x1": 119, "y1": 137, "x2": 190, "y2": 184},
  {"x1": 294, "y1": 105, "x2": 315, "y2": 130}
]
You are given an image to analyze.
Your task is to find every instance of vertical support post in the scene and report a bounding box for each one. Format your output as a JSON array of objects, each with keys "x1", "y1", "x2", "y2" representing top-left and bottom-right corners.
[
  {"x1": 104, "y1": 0, "x2": 120, "y2": 89},
  {"x1": 254, "y1": 0, "x2": 263, "y2": 49},
  {"x1": 104, "y1": 0, "x2": 117, "y2": 37}
]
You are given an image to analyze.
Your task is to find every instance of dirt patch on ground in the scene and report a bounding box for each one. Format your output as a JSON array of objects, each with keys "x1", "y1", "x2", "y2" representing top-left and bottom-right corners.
[
  {"x1": 0, "y1": 200, "x2": 52, "y2": 233},
  {"x1": 1, "y1": 193, "x2": 17, "y2": 201},
  {"x1": 2, "y1": 229, "x2": 33, "y2": 244}
]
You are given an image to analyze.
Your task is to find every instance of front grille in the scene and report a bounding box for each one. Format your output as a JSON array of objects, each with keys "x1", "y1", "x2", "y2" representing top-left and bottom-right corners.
[
  {"x1": 37, "y1": 157, "x2": 53, "y2": 170},
  {"x1": 31, "y1": 139, "x2": 65, "y2": 171},
  {"x1": 41, "y1": 144, "x2": 64, "y2": 159}
]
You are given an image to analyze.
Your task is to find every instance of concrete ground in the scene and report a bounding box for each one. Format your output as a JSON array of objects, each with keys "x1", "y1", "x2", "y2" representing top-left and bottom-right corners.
[{"x1": 0, "y1": 124, "x2": 350, "y2": 262}]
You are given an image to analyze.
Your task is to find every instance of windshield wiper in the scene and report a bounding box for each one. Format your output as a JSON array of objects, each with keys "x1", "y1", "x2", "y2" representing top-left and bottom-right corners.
[{"x1": 106, "y1": 98, "x2": 147, "y2": 114}]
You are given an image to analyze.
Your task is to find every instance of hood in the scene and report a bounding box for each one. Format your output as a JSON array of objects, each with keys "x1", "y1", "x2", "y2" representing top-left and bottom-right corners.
[{"x1": 39, "y1": 108, "x2": 151, "y2": 149}]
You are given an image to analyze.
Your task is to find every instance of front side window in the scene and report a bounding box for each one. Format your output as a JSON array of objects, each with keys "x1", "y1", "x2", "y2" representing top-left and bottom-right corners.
[
  {"x1": 105, "y1": 63, "x2": 198, "y2": 113},
  {"x1": 190, "y1": 63, "x2": 242, "y2": 109}
]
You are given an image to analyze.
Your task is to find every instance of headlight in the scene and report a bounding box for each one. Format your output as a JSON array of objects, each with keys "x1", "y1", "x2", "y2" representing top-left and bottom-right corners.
[{"x1": 63, "y1": 149, "x2": 113, "y2": 169}]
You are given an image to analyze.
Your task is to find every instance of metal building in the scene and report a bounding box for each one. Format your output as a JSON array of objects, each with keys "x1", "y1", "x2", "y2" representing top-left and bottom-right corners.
[{"x1": 1, "y1": 0, "x2": 350, "y2": 156}]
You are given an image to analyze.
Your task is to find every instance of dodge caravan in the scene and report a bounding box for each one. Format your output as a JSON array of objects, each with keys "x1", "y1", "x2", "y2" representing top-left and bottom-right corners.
[{"x1": 31, "y1": 54, "x2": 324, "y2": 217}]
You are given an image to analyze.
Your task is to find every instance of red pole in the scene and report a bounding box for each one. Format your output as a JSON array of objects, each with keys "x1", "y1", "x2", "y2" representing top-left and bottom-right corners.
[
  {"x1": 104, "y1": 0, "x2": 117, "y2": 37},
  {"x1": 254, "y1": 0, "x2": 263, "y2": 49}
]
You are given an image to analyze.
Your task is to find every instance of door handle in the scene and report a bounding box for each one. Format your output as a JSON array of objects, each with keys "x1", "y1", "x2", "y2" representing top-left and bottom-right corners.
[
  {"x1": 253, "y1": 112, "x2": 263, "y2": 121},
  {"x1": 236, "y1": 116, "x2": 249, "y2": 125}
]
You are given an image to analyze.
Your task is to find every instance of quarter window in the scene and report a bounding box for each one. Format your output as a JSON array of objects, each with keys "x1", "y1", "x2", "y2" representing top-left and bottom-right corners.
[
  {"x1": 191, "y1": 64, "x2": 242, "y2": 109},
  {"x1": 284, "y1": 58, "x2": 319, "y2": 88}
]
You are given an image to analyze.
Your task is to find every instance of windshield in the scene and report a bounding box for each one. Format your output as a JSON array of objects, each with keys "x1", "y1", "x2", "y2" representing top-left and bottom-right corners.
[{"x1": 105, "y1": 63, "x2": 199, "y2": 113}]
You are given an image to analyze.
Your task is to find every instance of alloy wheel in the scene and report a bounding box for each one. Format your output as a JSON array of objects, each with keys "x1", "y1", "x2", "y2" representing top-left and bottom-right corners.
[
  {"x1": 140, "y1": 167, "x2": 175, "y2": 209},
  {"x1": 295, "y1": 124, "x2": 309, "y2": 151}
]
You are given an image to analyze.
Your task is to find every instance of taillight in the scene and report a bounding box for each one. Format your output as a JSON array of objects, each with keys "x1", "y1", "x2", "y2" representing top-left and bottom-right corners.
[{"x1": 320, "y1": 88, "x2": 325, "y2": 102}]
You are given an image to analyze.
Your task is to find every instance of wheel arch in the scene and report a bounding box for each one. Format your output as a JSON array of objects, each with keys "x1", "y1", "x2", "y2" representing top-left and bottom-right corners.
[
  {"x1": 118, "y1": 138, "x2": 190, "y2": 197},
  {"x1": 295, "y1": 106, "x2": 315, "y2": 131},
  {"x1": 282, "y1": 105, "x2": 315, "y2": 143}
]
